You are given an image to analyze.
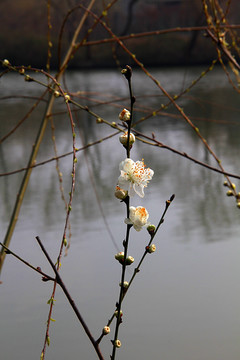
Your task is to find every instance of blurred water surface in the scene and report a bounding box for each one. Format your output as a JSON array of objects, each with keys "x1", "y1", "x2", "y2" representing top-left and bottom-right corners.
[{"x1": 0, "y1": 66, "x2": 240, "y2": 360}]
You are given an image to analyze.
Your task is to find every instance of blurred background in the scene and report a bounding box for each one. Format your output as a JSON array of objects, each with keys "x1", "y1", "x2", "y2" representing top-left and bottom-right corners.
[
  {"x1": 1, "y1": 1, "x2": 240, "y2": 360},
  {"x1": 1, "y1": 0, "x2": 240, "y2": 68}
]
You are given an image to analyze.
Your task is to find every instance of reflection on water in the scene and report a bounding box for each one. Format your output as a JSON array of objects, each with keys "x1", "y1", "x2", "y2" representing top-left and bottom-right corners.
[{"x1": 0, "y1": 67, "x2": 240, "y2": 360}]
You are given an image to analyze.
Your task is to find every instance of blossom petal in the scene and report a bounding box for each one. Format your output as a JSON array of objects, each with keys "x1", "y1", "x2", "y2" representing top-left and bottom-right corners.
[
  {"x1": 128, "y1": 183, "x2": 135, "y2": 197},
  {"x1": 133, "y1": 183, "x2": 144, "y2": 198},
  {"x1": 118, "y1": 176, "x2": 129, "y2": 190}
]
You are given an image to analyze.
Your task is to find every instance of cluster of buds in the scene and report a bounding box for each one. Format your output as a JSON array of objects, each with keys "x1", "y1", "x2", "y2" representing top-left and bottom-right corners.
[
  {"x1": 114, "y1": 309, "x2": 123, "y2": 318},
  {"x1": 223, "y1": 181, "x2": 240, "y2": 207},
  {"x1": 224, "y1": 180, "x2": 235, "y2": 196},
  {"x1": 115, "y1": 252, "x2": 134, "y2": 265},
  {"x1": 145, "y1": 244, "x2": 156, "y2": 254},
  {"x1": 111, "y1": 69, "x2": 157, "y2": 353}
]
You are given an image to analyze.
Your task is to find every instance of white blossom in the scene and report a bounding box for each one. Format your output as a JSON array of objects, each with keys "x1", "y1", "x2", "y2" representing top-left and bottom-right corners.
[
  {"x1": 125, "y1": 206, "x2": 149, "y2": 231},
  {"x1": 118, "y1": 158, "x2": 154, "y2": 197}
]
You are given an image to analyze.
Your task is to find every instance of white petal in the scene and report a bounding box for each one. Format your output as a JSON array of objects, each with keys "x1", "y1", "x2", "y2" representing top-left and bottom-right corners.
[
  {"x1": 118, "y1": 176, "x2": 129, "y2": 190},
  {"x1": 128, "y1": 183, "x2": 135, "y2": 197},
  {"x1": 133, "y1": 224, "x2": 142, "y2": 231},
  {"x1": 133, "y1": 183, "x2": 144, "y2": 198},
  {"x1": 122, "y1": 158, "x2": 134, "y2": 172}
]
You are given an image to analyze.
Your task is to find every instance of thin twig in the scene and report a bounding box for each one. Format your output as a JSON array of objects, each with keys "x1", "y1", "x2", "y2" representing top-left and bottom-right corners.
[{"x1": 35, "y1": 236, "x2": 105, "y2": 360}]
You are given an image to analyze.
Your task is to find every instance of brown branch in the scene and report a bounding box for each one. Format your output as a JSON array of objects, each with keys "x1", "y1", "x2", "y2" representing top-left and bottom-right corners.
[
  {"x1": 81, "y1": 24, "x2": 240, "y2": 47},
  {"x1": 35, "y1": 237, "x2": 105, "y2": 360}
]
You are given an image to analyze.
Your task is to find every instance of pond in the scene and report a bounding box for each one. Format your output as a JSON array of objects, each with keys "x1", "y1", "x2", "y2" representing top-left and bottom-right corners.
[{"x1": 0, "y1": 65, "x2": 240, "y2": 360}]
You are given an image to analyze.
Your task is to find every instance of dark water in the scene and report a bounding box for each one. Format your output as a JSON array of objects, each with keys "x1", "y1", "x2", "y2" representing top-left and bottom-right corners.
[{"x1": 0, "y1": 66, "x2": 240, "y2": 360}]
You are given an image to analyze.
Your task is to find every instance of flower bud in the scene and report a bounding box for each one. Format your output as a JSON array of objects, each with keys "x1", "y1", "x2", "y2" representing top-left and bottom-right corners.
[
  {"x1": 121, "y1": 65, "x2": 132, "y2": 80},
  {"x1": 119, "y1": 281, "x2": 129, "y2": 288},
  {"x1": 114, "y1": 339, "x2": 121, "y2": 348},
  {"x1": 226, "y1": 190, "x2": 234, "y2": 196},
  {"x1": 115, "y1": 185, "x2": 128, "y2": 200},
  {"x1": 119, "y1": 131, "x2": 135, "y2": 146},
  {"x1": 223, "y1": 181, "x2": 228, "y2": 187},
  {"x1": 115, "y1": 252, "x2": 124, "y2": 262},
  {"x1": 64, "y1": 94, "x2": 70, "y2": 102},
  {"x1": 146, "y1": 244, "x2": 156, "y2": 253},
  {"x1": 3, "y1": 59, "x2": 10, "y2": 66},
  {"x1": 25, "y1": 75, "x2": 32, "y2": 82},
  {"x1": 237, "y1": 202, "x2": 240, "y2": 209},
  {"x1": 147, "y1": 224, "x2": 156, "y2": 235},
  {"x1": 54, "y1": 90, "x2": 60, "y2": 98},
  {"x1": 102, "y1": 326, "x2": 110, "y2": 335},
  {"x1": 125, "y1": 256, "x2": 134, "y2": 265},
  {"x1": 119, "y1": 109, "x2": 131, "y2": 122},
  {"x1": 114, "y1": 310, "x2": 123, "y2": 317},
  {"x1": 231, "y1": 183, "x2": 236, "y2": 190}
]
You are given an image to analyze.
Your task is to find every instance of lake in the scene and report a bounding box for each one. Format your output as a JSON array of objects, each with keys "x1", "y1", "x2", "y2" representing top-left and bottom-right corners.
[{"x1": 0, "y1": 65, "x2": 240, "y2": 360}]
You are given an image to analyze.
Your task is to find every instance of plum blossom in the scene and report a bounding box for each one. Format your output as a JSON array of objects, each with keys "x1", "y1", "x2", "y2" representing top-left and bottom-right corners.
[
  {"x1": 125, "y1": 206, "x2": 149, "y2": 231},
  {"x1": 118, "y1": 158, "x2": 154, "y2": 197}
]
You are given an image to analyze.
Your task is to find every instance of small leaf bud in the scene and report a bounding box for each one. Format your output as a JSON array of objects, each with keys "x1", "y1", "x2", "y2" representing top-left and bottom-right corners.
[
  {"x1": 96, "y1": 117, "x2": 103, "y2": 124},
  {"x1": 223, "y1": 181, "x2": 228, "y2": 187},
  {"x1": 102, "y1": 326, "x2": 110, "y2": 335},
  {"x1": 226, "y1": 190, "x2": 234, "y2": 196},
  {"x1": 46, "y1": 335, "x2": 50, "y2": 346},
  {"x1": 237, "y1": 202, "x2": 240, "y2": 209}
]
